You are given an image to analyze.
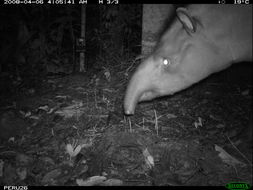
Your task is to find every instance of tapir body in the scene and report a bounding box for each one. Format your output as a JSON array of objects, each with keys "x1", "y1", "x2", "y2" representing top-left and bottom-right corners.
[{"x1": 124, "y1": 4, "x2": 252, "y2": 115}]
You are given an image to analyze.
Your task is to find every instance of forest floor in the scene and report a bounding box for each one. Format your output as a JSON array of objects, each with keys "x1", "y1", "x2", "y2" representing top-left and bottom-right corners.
[{"x1": 0, "y1": 60, "x2": 252, "y2": 186}]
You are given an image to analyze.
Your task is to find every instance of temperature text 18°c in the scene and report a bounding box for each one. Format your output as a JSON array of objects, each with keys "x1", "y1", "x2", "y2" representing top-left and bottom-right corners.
[{"x1": 234, "y1": 0, "x2": 250, "y2": 4}]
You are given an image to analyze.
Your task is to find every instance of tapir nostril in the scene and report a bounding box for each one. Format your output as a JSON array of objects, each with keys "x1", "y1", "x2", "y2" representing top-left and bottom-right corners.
[{"x1": 124, "y1": 110, "x2": 134, "y2": 115}]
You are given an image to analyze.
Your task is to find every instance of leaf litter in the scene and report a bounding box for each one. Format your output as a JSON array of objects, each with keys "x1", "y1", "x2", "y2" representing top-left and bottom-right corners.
[{"x1": 0, "y1": 58, "x2": 252, "y2": 186}]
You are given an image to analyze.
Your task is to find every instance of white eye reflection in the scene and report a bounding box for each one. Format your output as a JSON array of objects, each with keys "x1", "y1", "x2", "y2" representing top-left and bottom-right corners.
[{"x1": 163, "y1": 58, "x2": 171, "y2": 66}]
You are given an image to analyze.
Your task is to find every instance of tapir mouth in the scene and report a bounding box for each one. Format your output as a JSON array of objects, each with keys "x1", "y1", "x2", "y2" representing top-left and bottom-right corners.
[
  {"x1": 139, "y1": 90, "x2": 158, "y2": 102},
  {"x1": 124, "y1": 89, "x2": 159, "y2": 115}
]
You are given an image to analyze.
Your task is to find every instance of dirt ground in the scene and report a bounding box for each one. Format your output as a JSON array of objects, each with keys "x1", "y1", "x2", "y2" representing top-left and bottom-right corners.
[{"x1": 0, "y1": 61, "x2": 252, "y2": 186}]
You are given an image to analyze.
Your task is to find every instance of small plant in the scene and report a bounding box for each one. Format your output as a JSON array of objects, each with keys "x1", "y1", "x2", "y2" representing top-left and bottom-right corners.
[{"x1": 66, "y1": 139, "x2": 82, "y2": 162}]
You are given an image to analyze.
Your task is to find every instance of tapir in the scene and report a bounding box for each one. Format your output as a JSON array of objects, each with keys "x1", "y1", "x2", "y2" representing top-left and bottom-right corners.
[{"x1": 124, "y1": 4, "x2": 252, "y2": 115}]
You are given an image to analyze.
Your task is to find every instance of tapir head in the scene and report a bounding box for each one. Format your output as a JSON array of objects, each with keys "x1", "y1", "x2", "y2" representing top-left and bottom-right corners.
[{"x1": 124, "y1": 7, "x2": 231, "y2": 115}]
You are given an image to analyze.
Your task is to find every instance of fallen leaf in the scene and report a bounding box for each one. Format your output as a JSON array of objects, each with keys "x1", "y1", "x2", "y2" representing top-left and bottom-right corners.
[
  {"x1": 16, "y1": 153, "x2": 32, "y2": 166},
  {"x1": 215, "y1": 144, "x2": 245, "y2": 166},
  {"x1": 194, "y1": 117, "x2": 203, "y2": 128},
  {"x1": 16, "y1": 167, "x2": 27, "y2": 180},
  {"x1": 42, "y1": 168, "x2": 62, "y2": 185},
  {"x1": 66, "y1": 144, "x2": 82, "y2": 158},
  {"x1": 143, "y1": 148, "x2": 154, "y2": 169},
  {"x1": 76, "y1": 176, "x2": 107, "y2": 186},
  {"x1": 166, "y1": 113, "x2": 177, "y2": 119},
  {"x1": 100, "y1": 178, "x2": 123, "y2": 186},
  {"x1": 38, "y1": 105, "x2": 50, "y2": 112}
]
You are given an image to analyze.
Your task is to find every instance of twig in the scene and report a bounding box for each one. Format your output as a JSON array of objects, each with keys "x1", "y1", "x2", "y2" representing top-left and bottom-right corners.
[
  {"x1": 154, "y1": 110, "x2": 159, "y2": 136},
  {"x1": 226, "y1": 134, "x2": 252, "y2": 166}
]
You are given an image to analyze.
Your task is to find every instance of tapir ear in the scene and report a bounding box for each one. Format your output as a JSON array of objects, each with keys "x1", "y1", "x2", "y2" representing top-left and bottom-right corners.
[{"x1": 176, "y1": 7, "x2": 196, "y2": 33}]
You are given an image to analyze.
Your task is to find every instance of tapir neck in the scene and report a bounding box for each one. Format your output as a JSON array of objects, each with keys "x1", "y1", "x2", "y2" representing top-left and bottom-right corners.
[{"x1": 191, "y1": 4, "x2": 252, "y2": 64}]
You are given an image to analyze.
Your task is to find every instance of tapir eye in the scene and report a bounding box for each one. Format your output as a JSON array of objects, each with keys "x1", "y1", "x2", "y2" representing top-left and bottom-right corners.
[{"x1": 162, "y1": 58, "x2": 172, "y2": 66}]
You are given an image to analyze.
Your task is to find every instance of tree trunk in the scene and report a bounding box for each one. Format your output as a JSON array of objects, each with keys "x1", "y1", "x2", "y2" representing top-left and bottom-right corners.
[
  {"x1": 142, "y1": 4, "x2": 175, "y2": 55},
  {"x1": 80, "y1": 5, "x2": 86, "y2": 72}
]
